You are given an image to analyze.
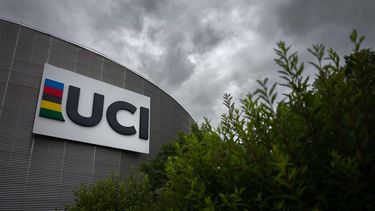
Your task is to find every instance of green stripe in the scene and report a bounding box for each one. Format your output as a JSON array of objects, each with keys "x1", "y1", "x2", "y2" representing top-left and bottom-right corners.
[{"x1": 39, "y1": 108, "x2": 65, "y2": 122}]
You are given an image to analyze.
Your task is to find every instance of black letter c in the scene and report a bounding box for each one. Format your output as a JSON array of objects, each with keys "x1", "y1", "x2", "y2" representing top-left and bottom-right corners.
[{"x1": 106, "y1": 101, "x2": 137, "y2": 135}]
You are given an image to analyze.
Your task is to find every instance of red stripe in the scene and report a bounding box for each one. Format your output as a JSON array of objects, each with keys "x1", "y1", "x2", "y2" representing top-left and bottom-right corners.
[{"x1": 44, "y1": 86, "x2": 63, "y2": 97}]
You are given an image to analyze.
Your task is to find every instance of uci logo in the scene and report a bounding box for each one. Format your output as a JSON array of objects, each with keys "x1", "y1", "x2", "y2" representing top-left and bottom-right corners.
[
  {"x1": 39, "y1": 78, "x2": 149, "y2": 140},
  {"x1": 33, "y1": 64, "x2": 150, "y2": 153}
]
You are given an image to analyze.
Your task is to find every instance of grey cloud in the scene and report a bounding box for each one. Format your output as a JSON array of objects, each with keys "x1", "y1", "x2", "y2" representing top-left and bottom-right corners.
[
  {"x1": 89, "y1": 0, "x2": 146, "y2": 33},
  {"x1": 141, "y1": 37, "x2": 195, "y2": 87},
  {"x1": 146, "y1": 26, "x2": 162, "y2": 42},
  {"x1": 174, "y1": 69, "x2": 231, "y2": 124},
  {"x1": 142, "y1": 0, "x2": 170, "y2": 16},
  {"x1": 192, "y1": 24, "x2": 226, "y2": 54},
  {"x1": 0, "y1": 1, "x2": 65, "y2": 36},
  {"x1": 1, "y1": 0, "x2": 374, "y2": 125},
  {"x1": 162, "y1": 48, "x2": 194, "y2": 86},
  {"x1": 85, "y1": 1, "x2": 201, "y2": 87},
  {"x1": 249, "y1": 0, "x2": 375, "y2": 96},
  {"x1": 271, "y1": 0, "x2": 375, "y2": 54},
  {"x1": 229, "y1": 47, "x2": 278, "y2": 98},
  {"x1": 275, "y1": 0, "x2": 375, "y2": 37}
]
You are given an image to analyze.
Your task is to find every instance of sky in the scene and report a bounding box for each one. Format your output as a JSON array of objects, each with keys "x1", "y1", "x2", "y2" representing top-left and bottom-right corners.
[{"x1": 1, "y1": 0, "x2": 374, "y2": 126}]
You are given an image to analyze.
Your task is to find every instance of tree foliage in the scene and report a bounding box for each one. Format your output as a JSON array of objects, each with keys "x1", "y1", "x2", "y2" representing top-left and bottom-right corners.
[{"x1": 66, "y1": 31, "x2": 375, "y2": 210}]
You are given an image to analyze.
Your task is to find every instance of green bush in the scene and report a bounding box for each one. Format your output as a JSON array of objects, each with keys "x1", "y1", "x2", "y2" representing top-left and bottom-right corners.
[
  {"x1": 64, "y1": 173, "x2": 157, "y2": 211},
  {"x1": 66, "y1": 31, "x2": 375, "y2": 210}
]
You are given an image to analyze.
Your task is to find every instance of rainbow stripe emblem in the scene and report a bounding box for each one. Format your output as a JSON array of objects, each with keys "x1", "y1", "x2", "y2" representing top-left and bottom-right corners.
[{"x1": 39, "y1": 79, "x2": 65, "y2": 121}]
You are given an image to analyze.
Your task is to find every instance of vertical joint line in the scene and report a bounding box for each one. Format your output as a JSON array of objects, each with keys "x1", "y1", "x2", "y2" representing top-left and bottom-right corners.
[
  {"x1": 21, "y1": 137, "x2": 35, "y2": 208},
  {"x1": 46, "y1": 37, "x2": 52, "y2": 63},
  {"x1": 73, "y1": 47, "x2": 78, "y2": 72},
  {"x1": 91, "y1": 146, "x2": 96, "y2": 182},
  {"x1": 123, "y1": 69, "x2": 126, "y2": 89},
  {"x1": 59, "y1": 141, "x2": 67, "y2": 185},
  {"x1": 142, "y1": 78, "x2": 145, "y2": 94},
  {"x1": 0, "y1": 26, "x2": 21, "y2": 118},
  {"x1": 100, "y1": 58, "x2": 104, "y2": 81}
]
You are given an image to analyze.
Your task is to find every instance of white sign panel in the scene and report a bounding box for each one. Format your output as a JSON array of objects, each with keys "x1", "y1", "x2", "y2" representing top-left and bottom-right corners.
[{"x1": 32, "y1": 64, "x2": 150, "y2": 154}]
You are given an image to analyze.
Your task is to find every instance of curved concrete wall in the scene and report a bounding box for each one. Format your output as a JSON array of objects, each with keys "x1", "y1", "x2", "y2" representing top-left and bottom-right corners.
[{"x1": 0, "y1": 19, "x2": 194, "y2": 210}]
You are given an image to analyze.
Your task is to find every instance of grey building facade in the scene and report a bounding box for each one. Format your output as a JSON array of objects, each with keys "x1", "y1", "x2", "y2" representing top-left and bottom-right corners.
[{"x1": 0, "y1": 19, "x2": 194, "y2": 210}]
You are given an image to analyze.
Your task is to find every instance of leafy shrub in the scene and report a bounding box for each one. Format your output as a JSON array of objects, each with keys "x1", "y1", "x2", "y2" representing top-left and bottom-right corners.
[
  {"x1": 67, "y1": 31, "x2": 375, "y2": 210},
  {"x1": 65, "y1": 173, "x2": 157, "y2": 211}
]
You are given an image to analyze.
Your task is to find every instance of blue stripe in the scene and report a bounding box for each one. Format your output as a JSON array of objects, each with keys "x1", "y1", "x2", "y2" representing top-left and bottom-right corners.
[{"x1": 45, "y1": 79, "x2": 64, "y2": 90}]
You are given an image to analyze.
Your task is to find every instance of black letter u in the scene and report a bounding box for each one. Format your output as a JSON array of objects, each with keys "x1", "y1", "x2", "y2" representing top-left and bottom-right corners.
[{"x1": 66, "y1": 85, "x2": 104, "y2": 127}]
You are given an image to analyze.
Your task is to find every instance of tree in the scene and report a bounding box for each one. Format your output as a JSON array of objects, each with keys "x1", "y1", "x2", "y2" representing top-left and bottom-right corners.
[{"x1": 66, "y1": 31, "x2": 375, "y2": 210}]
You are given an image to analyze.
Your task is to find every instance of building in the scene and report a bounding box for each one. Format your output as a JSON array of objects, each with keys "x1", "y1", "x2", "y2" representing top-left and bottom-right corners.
[{"x1": 0, "y1": 18, "x2": 194, "y2": 210}]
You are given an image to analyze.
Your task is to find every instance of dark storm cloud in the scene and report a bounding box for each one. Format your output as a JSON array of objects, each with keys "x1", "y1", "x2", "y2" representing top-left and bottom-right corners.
[
  {"x1": 88, "y1": 0, "x2": 169, "y2": 33},
  {"x1": 1, "y1": 0, "x2": 374, "y2": 124},
  {"x1": 162, "y1": 48, "x2": 194, "y2": 86},
  {"x1": 271, "y1": 0, "x2": 375, "y2": 55},
  {"x1": 192, "y1": 24, "x2": 226, "y2": 54},
  {"x1": 90, "y1": 2, "x2": 145, "y2": 33},
  {"x1": 0, "y1": 1, "x2": 64, "y2": 35},
  {"x1": 132, "y1": 1, "x2": 235, "y2": 86},
  {"x1": 78, "y1": 1, "x2": 203, "y2": 87},
  {"x1": 263, "y1": 0, "x2": 375, "y2": 90},
  {"x1": 276, "y1": 0, "x2": 375, "y2": 37}
]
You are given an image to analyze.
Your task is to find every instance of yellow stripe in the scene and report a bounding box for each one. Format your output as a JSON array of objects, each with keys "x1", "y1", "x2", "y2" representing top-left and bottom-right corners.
[{"x1": 41, "y1": 100, "x2": 62, "y2": 112}]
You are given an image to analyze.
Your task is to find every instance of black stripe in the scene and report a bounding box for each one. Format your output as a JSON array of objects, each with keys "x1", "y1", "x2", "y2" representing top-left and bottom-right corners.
[{"x1": 42, "y1": 93, "x2": 62, "y2": 104}]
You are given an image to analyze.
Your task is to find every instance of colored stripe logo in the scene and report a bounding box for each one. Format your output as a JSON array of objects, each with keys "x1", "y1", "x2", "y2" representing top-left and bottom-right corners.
[{"x1": 39, "y1": 79, "x2": 65, "y2": 121}]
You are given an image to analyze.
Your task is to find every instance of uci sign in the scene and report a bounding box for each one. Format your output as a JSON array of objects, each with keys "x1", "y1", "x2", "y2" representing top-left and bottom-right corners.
[{"x1": 32, "y1": 64, "x2": 150, "y2": 154}]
